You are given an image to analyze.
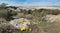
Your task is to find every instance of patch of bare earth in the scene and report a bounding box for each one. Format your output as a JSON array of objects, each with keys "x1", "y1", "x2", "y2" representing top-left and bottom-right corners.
[{"x1": 40, "y1": 15, "x2": 60, "y2": 33}]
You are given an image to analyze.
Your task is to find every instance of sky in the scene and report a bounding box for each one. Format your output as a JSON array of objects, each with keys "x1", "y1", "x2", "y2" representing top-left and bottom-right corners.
[{"x1": 0, "y1": 0, "x2": 60, "y2": 6}]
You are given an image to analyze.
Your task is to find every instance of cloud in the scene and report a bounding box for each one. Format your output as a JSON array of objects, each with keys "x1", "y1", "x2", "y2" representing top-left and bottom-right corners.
[
  {"x1": 12, "y1": 0, "x2": 60, "y2": 6},
  {"x1": 15, "y1": 1, "x2": 60, "y2": 6},
  {"x1": 0, "y1": 0, "x2": 60, "y2": 6}
]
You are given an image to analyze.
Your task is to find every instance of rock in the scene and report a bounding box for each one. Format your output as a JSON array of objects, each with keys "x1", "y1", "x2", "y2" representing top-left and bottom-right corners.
[{"x1": 9, "y1": 18, "x2": 31, "y2": 29}]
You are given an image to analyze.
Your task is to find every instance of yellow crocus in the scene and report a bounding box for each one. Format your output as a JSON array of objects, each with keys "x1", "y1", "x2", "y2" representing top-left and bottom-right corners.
[
  {"x1": 23, "y1": 19, "x2": 29, "y2": 22},
  {"x1": 19, "y1": 22, "x2": 23, "y2": 24},
  {"x1": 29, "y1": 28, "x2": 32, "y2": 31},
  {"x1": 20, "y1": 27, "x2": 26, "y2": 31}
]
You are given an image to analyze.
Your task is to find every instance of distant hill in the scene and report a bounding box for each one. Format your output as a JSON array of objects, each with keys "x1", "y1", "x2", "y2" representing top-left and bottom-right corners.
[{"x1": 19, "y1": 6, "x2": 60, "y2": 10}]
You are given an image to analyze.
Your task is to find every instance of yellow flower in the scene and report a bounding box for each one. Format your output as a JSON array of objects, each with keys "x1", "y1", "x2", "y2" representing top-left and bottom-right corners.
[
  {"x1": 19, "y1": 22, "x2": 23, "y2": 24},
  {"x1": 23, "y1": 19, "x2": 29, "y2": 22},
  {"x1": 20, "y1": 27, "x2": 26, "y2": 31},
  {"x1": 29, "y1": 28, "x2": 32, "y2": 31},
  {"x1": 19, "y1": 19, "x2": 29, "y2": 24}
]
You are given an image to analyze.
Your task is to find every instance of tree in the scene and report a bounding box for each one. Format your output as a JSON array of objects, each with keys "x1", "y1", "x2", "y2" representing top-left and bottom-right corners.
[
  {"x1": 0, "y1": 3, "x2": 17, "y2": 21},
  {"x1": 0, "y1": 3, "x2": 7, "y2": 9},
  {"x1": 28, "y1": 9, "x2": 32, "y2": 14},
  {"x1": 0, "y1": 3, "x2": 7, "y2": 7},
  {"x1": 0, "y1": 3, "x2": 8, "y2": 18}
]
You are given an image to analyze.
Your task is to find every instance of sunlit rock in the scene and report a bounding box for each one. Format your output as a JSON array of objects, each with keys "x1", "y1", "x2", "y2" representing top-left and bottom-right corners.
[{"x1": 9, "y1": 18, "x2": 31, "y2": 30}]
